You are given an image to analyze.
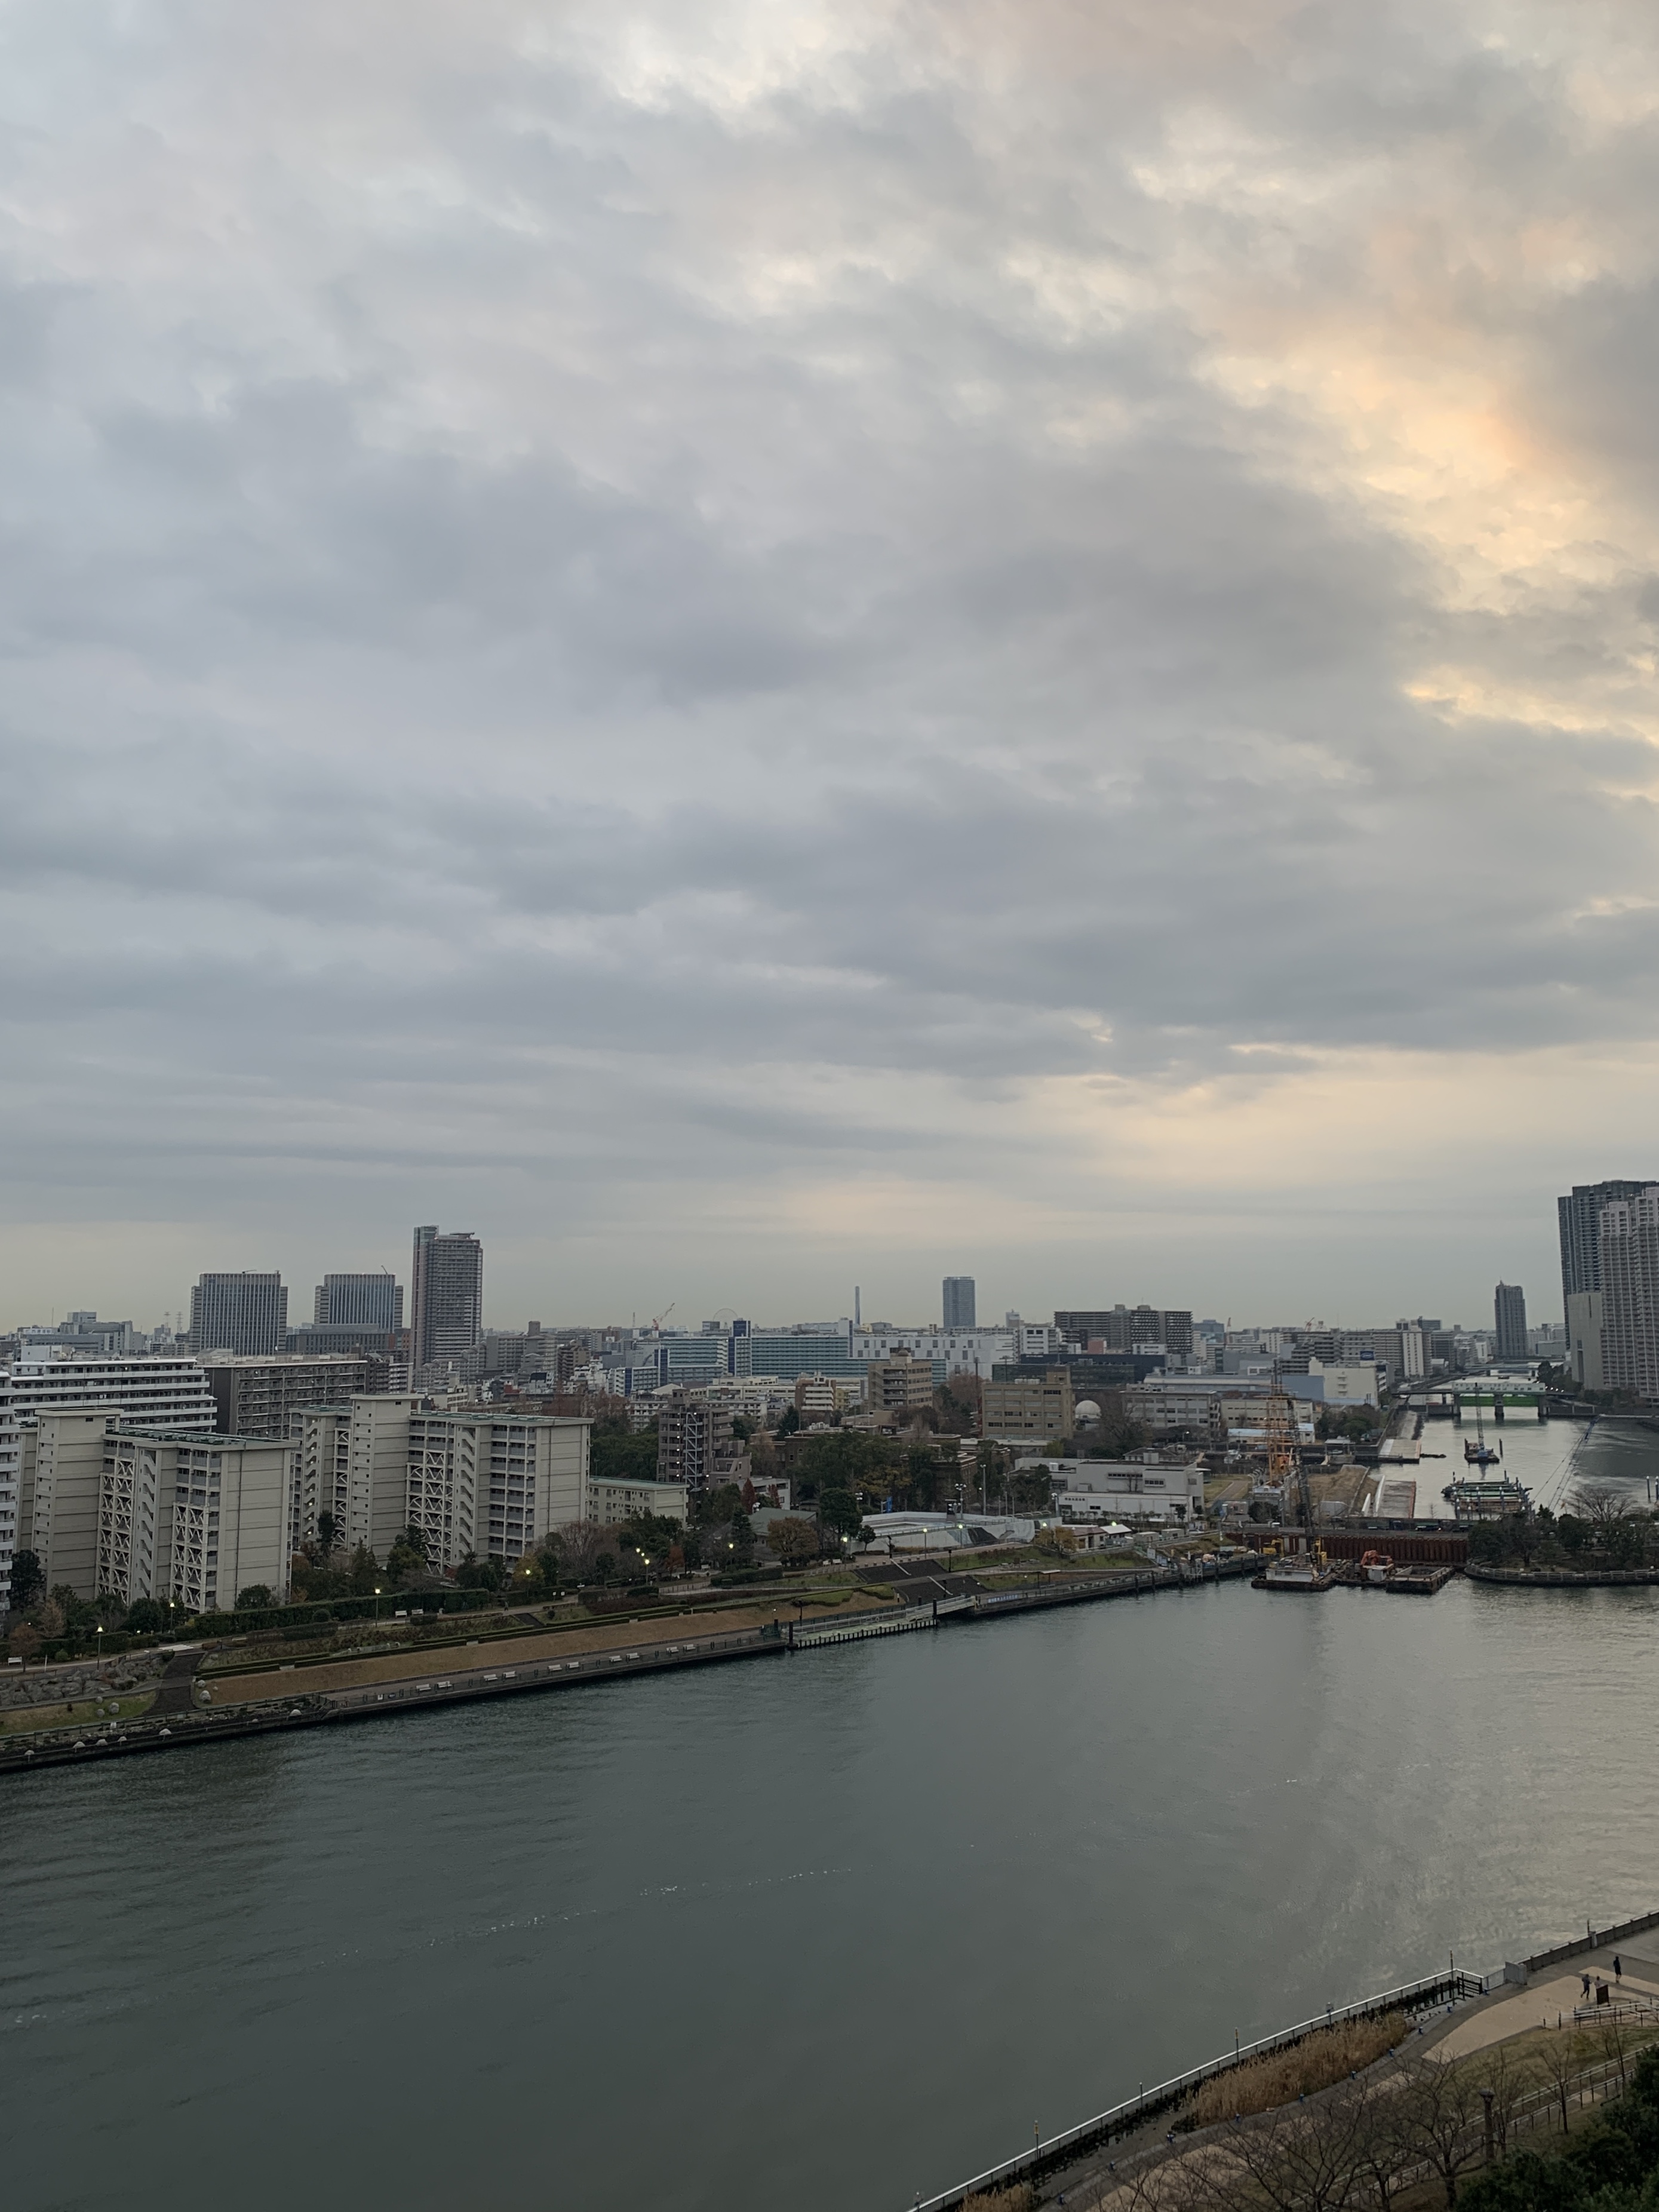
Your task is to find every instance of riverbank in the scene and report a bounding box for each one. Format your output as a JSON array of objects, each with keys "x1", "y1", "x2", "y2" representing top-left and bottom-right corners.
[{"x1": 0, "y1": 1554, "x2": 1258, "y2": 1776}]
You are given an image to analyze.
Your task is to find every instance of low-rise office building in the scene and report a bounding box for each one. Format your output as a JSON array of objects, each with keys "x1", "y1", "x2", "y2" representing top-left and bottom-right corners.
[
  {"x1": 1056, "y1": 1460, "x2": 1206, "y2": 1523},
  {"x1": 982, "y1": 1368, "x2": 1074, "y2": 1440}
]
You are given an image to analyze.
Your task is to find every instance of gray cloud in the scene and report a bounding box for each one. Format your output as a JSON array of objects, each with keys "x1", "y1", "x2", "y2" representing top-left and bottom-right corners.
[{"x1": 4, "y1": 0, "x2": 1659, "y2": 1318}]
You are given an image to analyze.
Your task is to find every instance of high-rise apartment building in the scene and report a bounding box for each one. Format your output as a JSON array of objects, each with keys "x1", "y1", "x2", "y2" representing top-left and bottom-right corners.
[
  {"x1": 942, "y1": 1276, "x2": 976, "y2": 1329},
  {"x1": 98, "y1": 1428, "x2": 295, "y2": 1614},
  {"x1": 199, "y1": 1355, "x2": 371, "y2": 1438},
  {"x1": 1055, "y1": 1307, "x2": 1194, "y2": 1360},
  {"x1": 1494, "y1": 1283, "x2": 1528, "y2": 1365},
  {"x1": 410, "y1": 1227, "x2": 484, "y2": 1369},
  {"x1": 293, "y1": 1398, "x2": 600, "y2": 1569},
  {"x1": 1559, "y1": 1182, "x2": 1651, "y2": 1320},
  {"x1": 3, "y1": 1351, "x2": 216, "y2": 1433},
  {"x1": 0, "y1": 1378, "x2": 19, "y2": 1611},
  {"x1": 314, "y1": 1273, "x2": 403, "y2": 1332},
  {"x1": 657, "y1": 1391, "x2": 737, "y2": 1491},
  {"x1": 1597, "y1": 1190, "x2": 1659, "y2": 1402},
  {"x1": 19, "y1": 1407, "x2": 115, "y2": 1600},
  {"x1": 189, "y1": 1271, "x2": 288, "y2": 1356}
]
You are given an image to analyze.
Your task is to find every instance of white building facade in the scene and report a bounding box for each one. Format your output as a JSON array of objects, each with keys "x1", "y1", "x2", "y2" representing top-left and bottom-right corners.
[
  {"x1": 4, "y1": 1351, "x2": 217, "y2": 1433},
  {"x1": 98, "y1": 1430, "x2": 295, "y2": 1613}
]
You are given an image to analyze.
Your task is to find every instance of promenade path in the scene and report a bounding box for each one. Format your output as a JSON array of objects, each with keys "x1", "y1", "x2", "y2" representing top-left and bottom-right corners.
[
  {"x1": 1435, "y1": 1946, "x2": 1659, "y2": 2061},
  {"x1": 204, "y1": 1596, "x2": 886, "y2": 1706}
]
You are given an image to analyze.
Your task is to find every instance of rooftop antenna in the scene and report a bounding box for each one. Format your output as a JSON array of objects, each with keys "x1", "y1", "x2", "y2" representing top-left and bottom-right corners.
[{"x1": 855, "y1": 1286, "x2": 861, "y2": 1327}]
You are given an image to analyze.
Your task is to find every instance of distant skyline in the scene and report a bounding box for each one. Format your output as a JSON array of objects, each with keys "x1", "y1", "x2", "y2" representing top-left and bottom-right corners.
[{"x1": 5, "y1": 5, "x2": 1659, "y2": 1327}]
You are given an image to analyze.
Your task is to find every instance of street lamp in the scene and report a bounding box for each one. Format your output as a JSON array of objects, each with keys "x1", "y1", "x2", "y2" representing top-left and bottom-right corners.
[{"x1": 374, "y1": 1584, "x2": 382, "y2": 1623}]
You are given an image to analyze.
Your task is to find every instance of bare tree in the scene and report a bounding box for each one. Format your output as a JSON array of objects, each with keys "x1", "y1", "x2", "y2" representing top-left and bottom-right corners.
[
  {"x1": 1570, "y1": 1484, "x2": 1634, "y2": 1526},
  {"x1": 1481, "y1": 2041, "x2": 1540, "y2": 2158},
  {"x1": 1596, "y1": 2008, "x2": 1632, "y2": 2096},
  {"x1": 1184, "y1": 2085, "x2": 1370, "y2": 2212},
  {"x1": 1537, "y1": 2028, "x2": 1597, "y2": 2134},
  {"x1": 1393, "y1": 2060, "x2": 1488, "y2": 2208},
  {"x1": 552, "y1": 1520, "x2": 613, "y2": 1581}
]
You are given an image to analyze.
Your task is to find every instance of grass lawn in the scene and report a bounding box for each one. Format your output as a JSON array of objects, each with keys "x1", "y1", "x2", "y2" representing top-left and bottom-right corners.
[{"x1": 1, "y1": 1691, "x2": 158, "y2": 1736}]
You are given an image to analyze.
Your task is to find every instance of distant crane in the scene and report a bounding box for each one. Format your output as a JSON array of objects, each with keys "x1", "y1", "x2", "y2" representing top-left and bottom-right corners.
[
  {"x1": 1266, "y1": 1369, "x2": 1318, "y2": 1555},
  {"x1": 649, "y1": 1302, "x2": 675, "y2": 1334}
]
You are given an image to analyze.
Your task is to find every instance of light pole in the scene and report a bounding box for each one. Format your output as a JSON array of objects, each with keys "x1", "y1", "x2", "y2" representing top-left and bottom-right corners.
[{"x1": 374, "y1": 1584, "x2": 382, "y2": 1623}]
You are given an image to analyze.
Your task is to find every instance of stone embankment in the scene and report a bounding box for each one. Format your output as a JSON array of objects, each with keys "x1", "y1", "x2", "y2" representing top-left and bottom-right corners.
[{"x1": 2, "y1": 1648, "x2": 172, "y2": 1709}]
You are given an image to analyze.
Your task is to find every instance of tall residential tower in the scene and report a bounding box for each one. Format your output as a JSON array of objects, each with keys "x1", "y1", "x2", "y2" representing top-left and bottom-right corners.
[{"x1": 410, "y1": 1226, "x2": 484, "y2": 1371}]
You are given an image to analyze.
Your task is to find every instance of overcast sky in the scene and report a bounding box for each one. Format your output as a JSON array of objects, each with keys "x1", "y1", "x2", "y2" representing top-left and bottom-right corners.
[{"x1": 4, "y1": 0, "x2": 1659, "y2": 1332}]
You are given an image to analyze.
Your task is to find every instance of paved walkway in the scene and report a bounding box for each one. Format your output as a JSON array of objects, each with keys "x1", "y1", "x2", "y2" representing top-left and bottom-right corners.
[{"x1": 1434, "y1": 1947, "x2": 1659, "y2": 2061}]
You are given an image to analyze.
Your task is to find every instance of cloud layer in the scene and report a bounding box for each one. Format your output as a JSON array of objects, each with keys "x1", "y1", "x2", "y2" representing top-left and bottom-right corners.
[{"x1": 5, "y1": 0, "x2": 1659, "y2": 1324}]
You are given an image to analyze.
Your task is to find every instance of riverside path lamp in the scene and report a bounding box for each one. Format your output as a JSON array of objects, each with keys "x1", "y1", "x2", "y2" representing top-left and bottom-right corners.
[{"x1": 374, "y1": 1584, "x2": 381, "y2": 1623}]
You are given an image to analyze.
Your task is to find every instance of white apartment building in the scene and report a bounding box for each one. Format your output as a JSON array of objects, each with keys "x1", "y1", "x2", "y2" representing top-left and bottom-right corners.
[
  {"x1": 293, "y1": 1402, "x2": 596, "y2": 1572},
  {"x1": 0, "y1": 1378, "x2": 19, "y2": 1611},
  {"x1": 4, "y1": 1350, "x2": 216, "y2": 1433},
  {"x1": 293, "y1": 1397, "x2": 420, "y2": 1563},
  {"x1": 407, "y1": 1410, "x2": 590, "y2": 1567},
  {"x1": 589, "y1": 1473, "x2": 689, "y2": 1526},
  {"x1": 19, "y1": 1406, "x2": 118, "y2": 1600},
  {"x1": 98, "y1": 1429, "x2": 294, "y2": 1614}
]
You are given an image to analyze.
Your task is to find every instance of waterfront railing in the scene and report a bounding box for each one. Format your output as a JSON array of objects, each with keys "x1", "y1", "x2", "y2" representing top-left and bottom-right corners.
[{"x1": 915, "y1": 1968, "x2": 1488, "y2": 2212}]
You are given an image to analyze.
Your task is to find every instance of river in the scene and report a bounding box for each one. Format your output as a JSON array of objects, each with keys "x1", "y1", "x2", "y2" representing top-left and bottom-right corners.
[{"x1": 8, "y1": 1428, "x2": 1659, "y2": 2212}]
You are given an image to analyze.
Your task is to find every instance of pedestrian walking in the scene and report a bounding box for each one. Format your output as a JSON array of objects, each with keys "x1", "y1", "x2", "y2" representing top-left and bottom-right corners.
[
  {"x1": 1582, "y1": 1972, "x2": 1593, "y2": 2000},
  {"x1": 1615, "y1": 1955, "x2": 1624, "y2": 1984}
]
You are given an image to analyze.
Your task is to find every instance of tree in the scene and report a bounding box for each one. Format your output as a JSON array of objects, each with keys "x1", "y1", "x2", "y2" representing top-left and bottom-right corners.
[
  {"x1": 766, "y1": 1516, "x2": 820, "y2": 1566},
  {"x1": 695, "y1": 1482, "x2": 746, "y2": 1529},
  {"x1": 236, "y1": 1584, "x2": 274, "y2": 1609},
  {"x1": 1394, "y1": 2056, "x2": 1488, "y2": 2207},
  {"x1": 9, "y1": 1549, "x2": 44, "y2": 1612},
  {"x1": 776, "y1": 1404, "x2": 801, "y2": 1437},
  {"x1": 724, "y1": 1512, "x2": 754, "y2": 1566},
  {"x1": 554, "y1": 1522, "x2": 613, "y2": 1584},
  {"x1": 730, "y1": 1415, "x2": 755, "y2": 1442},
  {"x1": 123, "y1": 1599, "x2": 167, "y2": 1636},
  {"x1": 348, "y1": 1544, "x2": 380, "y2": 1595},
  {"x1": 818, "y1": 1486, "x2": 862, "y2": 1541},
  {"x1": 591, "y1": 1419, "x2": 660, "y2": 1483},
  {"x1": 7, "y1": 1622, "x2": 41, "y2": 1666},
  {"x1": 315, "y1": 1510, "x2": 339, "y2": 1561},
  {"x1": 455, "y1": 1550, "x2": 504, "y2": 1590},
  {"x1": 1183, "y1": 2084, "x2": 1370, "y2": 2212}
]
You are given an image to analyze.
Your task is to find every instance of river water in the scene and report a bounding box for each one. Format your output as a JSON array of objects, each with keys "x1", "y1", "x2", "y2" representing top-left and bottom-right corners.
[{"x1": 8, "y1": 1418, "x2": 1659, "y2": 2212}]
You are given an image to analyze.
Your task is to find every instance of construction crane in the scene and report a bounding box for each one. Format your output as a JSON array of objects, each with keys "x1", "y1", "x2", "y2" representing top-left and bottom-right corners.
[
  {"x1": 649, "y1": 1302, "x2": 675, "y2": 1333},
  {"x1": 1265, "y1": 1370, "x2": 1317, "y2": 1556}
]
